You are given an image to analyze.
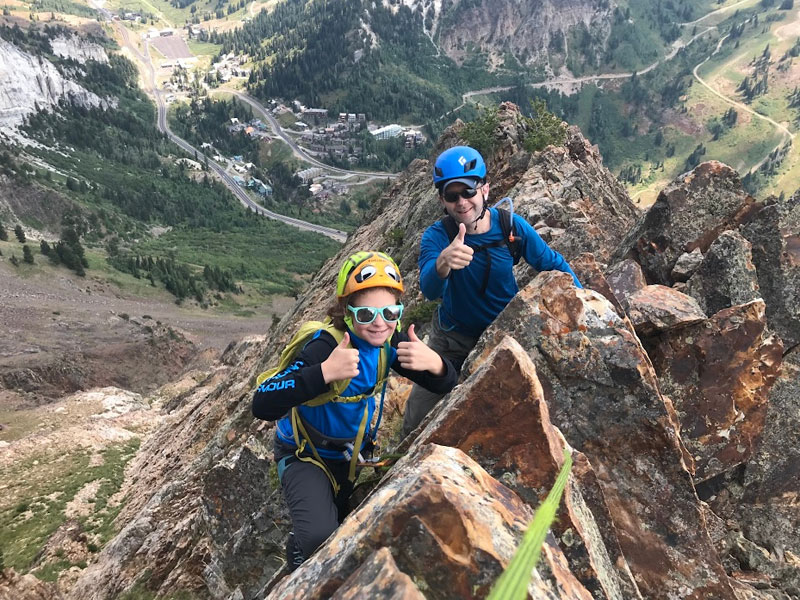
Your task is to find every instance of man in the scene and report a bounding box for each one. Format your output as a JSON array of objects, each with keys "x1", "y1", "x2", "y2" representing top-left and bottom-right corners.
[{"x1": 401, "y1": 145, "x2": 582, "y2": 436}]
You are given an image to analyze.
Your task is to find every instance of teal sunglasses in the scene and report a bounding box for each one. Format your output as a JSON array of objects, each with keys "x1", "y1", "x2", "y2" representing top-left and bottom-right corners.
[{"x1": 347, "y1": 304, "x2": 404, "y2": 325}]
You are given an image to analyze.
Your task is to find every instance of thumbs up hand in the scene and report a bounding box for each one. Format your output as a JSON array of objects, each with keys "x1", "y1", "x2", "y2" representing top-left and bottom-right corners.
[
  {"x1": 321, "y1": 332, "x2": 360, "y2": 383},
  {"x1": 436, "y1": 222, "x2": 474, "y2": 278},
  {"x1": 397, "y1": 324, "x2": 446, "y2": 375}
]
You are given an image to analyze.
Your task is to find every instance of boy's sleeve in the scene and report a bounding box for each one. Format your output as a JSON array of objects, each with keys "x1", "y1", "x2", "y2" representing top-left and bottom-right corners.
[
  {"x1": 419, "y1": 224, "x2": 449, "y2": 300},
  {"x1": 388, "y1": 331, "x2": 458, "y2": 394},
  {"x1": 252, "y1": 332, "x2": 337, "y2": 421},
  {"x1": 515, "y1": 215, "x2": 582, "y2": 288}
]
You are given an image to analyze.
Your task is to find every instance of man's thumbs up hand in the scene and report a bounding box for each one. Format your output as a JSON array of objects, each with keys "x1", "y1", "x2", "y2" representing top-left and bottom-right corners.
[
  {"x1": 321, "y1": 332, "x2": 360, "y2": 383},
  {"x1": 455, "y1": 222, "x2": 467, "y2": 244},
  {"x1": 437, "y1": 222, "x2": 474, "y2": 276}
]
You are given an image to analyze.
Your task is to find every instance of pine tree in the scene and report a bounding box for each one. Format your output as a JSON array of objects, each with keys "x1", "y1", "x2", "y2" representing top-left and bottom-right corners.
[
  {"x1": 14, "y1": 225, "x2": 25, "y2": 243},
  {"x1": 0, "y1": 222, "x2": 7, "y2": 241},
  {"x1": 22, "y1": 245, "x2": 34, "y2": 264}
]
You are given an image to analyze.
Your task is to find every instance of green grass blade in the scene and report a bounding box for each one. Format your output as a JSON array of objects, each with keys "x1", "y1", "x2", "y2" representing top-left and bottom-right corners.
[{"x1": 487, "y1": 449, "x2": 573, "y2": 600}]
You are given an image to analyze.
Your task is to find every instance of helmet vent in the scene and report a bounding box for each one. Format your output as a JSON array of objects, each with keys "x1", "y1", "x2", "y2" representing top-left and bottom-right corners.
[
  {"x1": 464, "y1": 159, "x2": 476, "y2": 173},
  {"x1": 434, "y1": 166, "x2": 443, "y2": 177}
]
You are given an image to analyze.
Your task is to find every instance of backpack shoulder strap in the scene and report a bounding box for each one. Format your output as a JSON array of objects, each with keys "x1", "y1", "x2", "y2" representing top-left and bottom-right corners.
[
  {"x1": 255, "y1": 319, "x2": 343, "y2": 387},
  {"x1": 496, "y1": 207, "x2": 523, "y2": 265},
  {"x1": 439, "y1": 215, "x2": 459, "y2": 243}
]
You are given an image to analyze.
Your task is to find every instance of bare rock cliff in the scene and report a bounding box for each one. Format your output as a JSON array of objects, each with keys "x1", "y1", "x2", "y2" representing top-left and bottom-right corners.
[
  {"x1": 432, "y1": 0, "x2": 613, "y2": 73},
  {"x1": 61, "y1": 104, "x2": 800, "y2": 600},
  {"x1": 0, "y1": 37, "x2": 109, "y2": 135}
]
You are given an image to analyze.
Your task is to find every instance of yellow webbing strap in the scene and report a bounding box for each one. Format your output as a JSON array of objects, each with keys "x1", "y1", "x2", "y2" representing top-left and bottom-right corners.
[
  {"x1": 348, "y1": 404, "x2": 370, "y2": 483},
  {"x1": 291, "y1": 407, "x2": 340, "y2": 495}
]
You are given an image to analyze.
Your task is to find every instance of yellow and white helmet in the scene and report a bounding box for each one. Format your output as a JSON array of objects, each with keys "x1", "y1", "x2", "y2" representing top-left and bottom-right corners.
[{"x1": 336, "y1": 251, "x2": 403, "y2": 298}]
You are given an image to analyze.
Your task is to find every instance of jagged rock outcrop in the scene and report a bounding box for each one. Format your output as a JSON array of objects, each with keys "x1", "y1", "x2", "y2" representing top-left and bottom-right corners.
[
  {"x1": 625, "y1": 284, "x2": 707, "y2": 335},
  {"x1": 741, "y1": 192, "x2": 800, "y2": 348},
  {"x1": 408, "y1": 336, "x2": 641, "y2": 599},
  {"x1": 712, "y1": 346, "x2": 800, "y2": 588},
  {"x1": 612, "y1": 161, "x2": 764, "y2": 285},
  {"x1": 646, "y1": 300, "x2": 783, "y2": 482},
  {"x1": 62, "y1": 108, "x2": 800, "y2": 600},
  {"x1": 266, "y1": 443, "x2": 591, "y2": 600},
  {"x1": 465, "y1": 272, "x2": 735, "y2": 599},
  {"x1": 685, "y1": 230, "x2": 761, "y2": 316},
  {"x1": 510, "y1": 126, "x2": 640, "y2": 267}
]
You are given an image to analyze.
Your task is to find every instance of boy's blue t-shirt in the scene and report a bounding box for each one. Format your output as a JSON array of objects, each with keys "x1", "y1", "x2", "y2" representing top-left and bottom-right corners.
[
  {"x1": 274, "y1": 329, "x2": 394, "y2": 459},
  {"x1": 419, "y1": 207, "x2": 582, "y2": 337}
]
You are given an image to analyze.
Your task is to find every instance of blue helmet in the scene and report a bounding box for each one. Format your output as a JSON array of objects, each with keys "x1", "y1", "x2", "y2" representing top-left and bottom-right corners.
[{"x1": 432, "y1": 146, "x2": 486, "y2": 189}]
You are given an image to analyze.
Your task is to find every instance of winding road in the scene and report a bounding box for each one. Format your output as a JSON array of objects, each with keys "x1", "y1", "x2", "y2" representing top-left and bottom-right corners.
[{"x1": 692, "y1": 32, "x2": 795, "y2": 174}]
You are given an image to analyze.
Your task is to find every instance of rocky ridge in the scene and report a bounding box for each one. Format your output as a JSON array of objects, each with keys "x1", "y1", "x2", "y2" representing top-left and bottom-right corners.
[{"x1": 7, "y1": 103, "x2": 799, "y2": 600}]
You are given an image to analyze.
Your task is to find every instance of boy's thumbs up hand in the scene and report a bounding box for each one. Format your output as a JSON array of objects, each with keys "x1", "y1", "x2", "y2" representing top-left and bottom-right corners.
[
  {"x1": 438, "y1": 222, "x2": 474, "y2": 275},
  {"x1": 397, "y1": 324, "x2": 445, "y2": 375},
  {"x1": 321, "y1": 332, "x2": 360, "y2": 383}
]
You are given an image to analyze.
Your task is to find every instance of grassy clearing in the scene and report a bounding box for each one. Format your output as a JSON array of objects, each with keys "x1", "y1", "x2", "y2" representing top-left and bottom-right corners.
[
  {"x1": 275, "y1": 111, "x2": 298, "y2": 129},
  {"x1": 0, "y1": 439, "x2": 140, "y2": 573},
  {"x1": 131, "y1": 224, "x2": 338, "y2": 297},
  {"x1": 258, "y1": 138, "x2": 298, "y2": 171},
  {"x1": 186, "y1": 39, "x2": 222, "y2": 58}
]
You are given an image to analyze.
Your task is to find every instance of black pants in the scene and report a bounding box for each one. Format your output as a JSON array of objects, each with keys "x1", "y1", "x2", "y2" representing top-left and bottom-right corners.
[
  {"x1": 275, "y1": 441, "x2": 354, "y2": 570},
  {"x1": 402, "y1": 312, "x2": 478, "y2": 436}
]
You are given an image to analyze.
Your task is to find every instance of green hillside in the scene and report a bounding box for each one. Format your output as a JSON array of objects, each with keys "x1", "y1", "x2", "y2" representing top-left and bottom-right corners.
[{"x1": 0, "y1": 24, "x2": 338, "y2": 307}]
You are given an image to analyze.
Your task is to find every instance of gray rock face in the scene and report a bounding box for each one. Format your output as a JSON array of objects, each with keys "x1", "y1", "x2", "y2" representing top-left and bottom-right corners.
[
  {"x1": 435, "y1": 0, "x2": 613, "y2": 73},
  {"x1": 671, "y1": 247, "x2": 704, "y2": 282},
  {"x1": 605, "y1": 258, "x2": 647, "y2": 310},
  {"x1": 741, "y1": 192, "x2": 800, "y2": 347},
  {"x1": 612, "y1": 161, "x2": 763, "y2": 285},
  {"x1": 0, "y1": 39, "x2": 110, "y2": 133},
  {"x1": 686, "y1": 230, "x2": 761, "y2": 316},
  {"x1": 50, "y1": 35, "x2": 109, "y2": 64}
]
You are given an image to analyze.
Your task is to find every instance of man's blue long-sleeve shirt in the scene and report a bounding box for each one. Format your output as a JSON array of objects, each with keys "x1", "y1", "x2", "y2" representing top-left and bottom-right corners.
[{"x1": 419, "y1": 207, "x2": 582, "y2": 337}]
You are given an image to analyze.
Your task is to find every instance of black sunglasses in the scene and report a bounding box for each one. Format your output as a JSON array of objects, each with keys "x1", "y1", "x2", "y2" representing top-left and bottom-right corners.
[{"x1": 442, "y1": 186, "x2": 481, "y2": 203}]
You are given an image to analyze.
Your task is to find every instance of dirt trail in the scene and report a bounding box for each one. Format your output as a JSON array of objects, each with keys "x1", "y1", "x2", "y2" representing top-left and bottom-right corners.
[{"x1": 0, "y1": 260, "x2": 292, "y2": 400}]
